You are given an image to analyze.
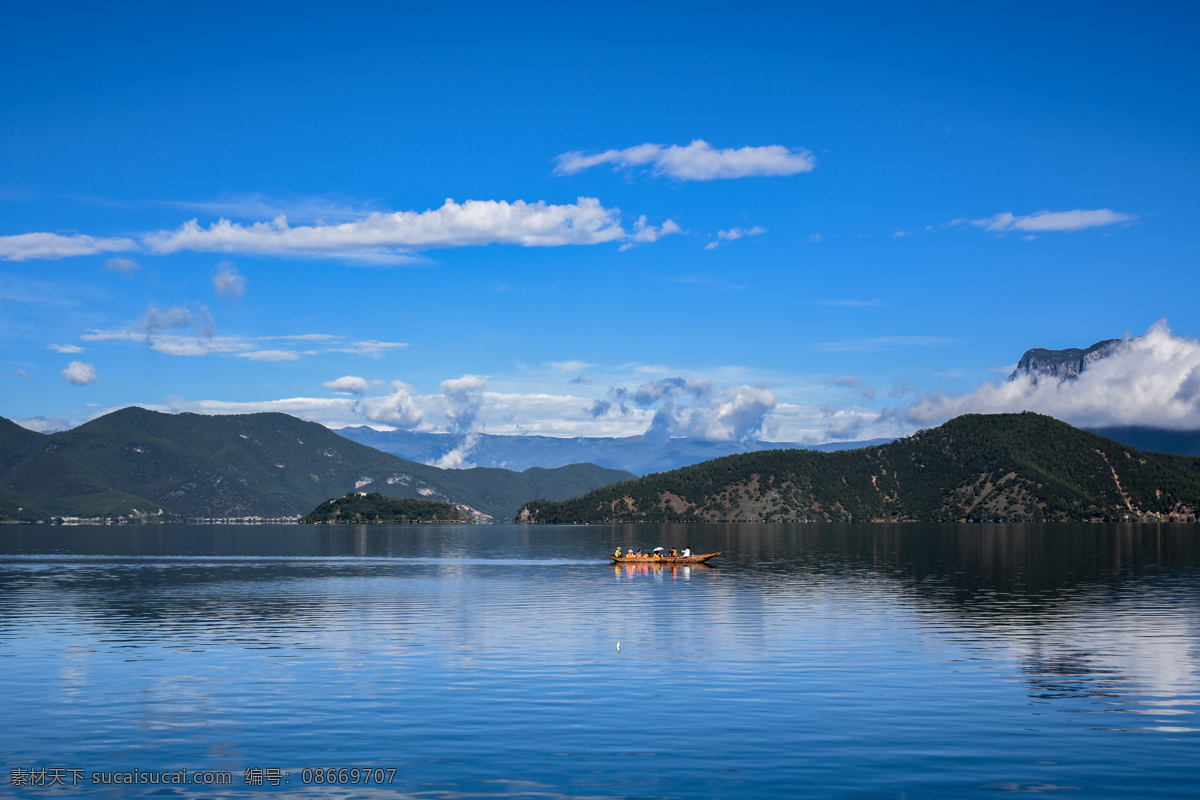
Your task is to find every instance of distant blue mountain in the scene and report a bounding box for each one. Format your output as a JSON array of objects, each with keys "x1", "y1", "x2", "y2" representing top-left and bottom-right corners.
[
  {"x1": 1085, "y1": 427, "x2": 1200, "y2": 458},
  {"x1": 335, "y1": 427, "x2": 891, "y2": 475}
]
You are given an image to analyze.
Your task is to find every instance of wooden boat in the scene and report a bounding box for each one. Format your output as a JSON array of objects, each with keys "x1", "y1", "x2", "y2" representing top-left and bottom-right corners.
[{"x1": 609, "y1": 551, "x2": 720, "y2": 564}]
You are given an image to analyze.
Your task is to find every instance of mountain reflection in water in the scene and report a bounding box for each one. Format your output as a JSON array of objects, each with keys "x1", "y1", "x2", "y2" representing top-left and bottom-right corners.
[{"x1": 0, "y1": 522, "x2": 1196, "y2": 799}]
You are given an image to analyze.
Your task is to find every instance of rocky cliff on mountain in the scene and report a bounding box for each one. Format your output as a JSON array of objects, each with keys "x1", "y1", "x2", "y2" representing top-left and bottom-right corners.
[{"x1": 1008, "y1": 339, "x2": 1121, "y2": 382}]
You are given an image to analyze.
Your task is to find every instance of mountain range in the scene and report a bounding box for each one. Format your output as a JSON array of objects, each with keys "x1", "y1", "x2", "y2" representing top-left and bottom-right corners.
[
  {"x1": 516, "y1": 413, "x2": 1200, "y2": 524},
  {"x1": 0, "y1": 408, "x2": 632, "y2": 523},
  {"x1": 339, "y1": 335, "x2": 1200, "y2": 473},
  {"x1": 336, "y1": 426, "x2": 890, "y2": 475}
]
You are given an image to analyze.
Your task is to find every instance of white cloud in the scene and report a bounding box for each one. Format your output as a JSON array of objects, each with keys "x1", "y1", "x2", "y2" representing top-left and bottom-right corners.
[
  {"x1": 82, "y1": 329, "x2": 253, "y2": 358},
  {"x1": 765, "y1": 401, "x2": 907, "y2": 444},
  {"x1": 105, "y1": 257, "x2": 141, "y2": 275},
  {"x1": 441, "y1": 374, "x2": 488, "y2": 434},
  {"x1": 213, "y1": 261, "x2": 246, "y2": 300},
  {"x1": 354, "y1": 380, "x2": 425, "y2": 427},
  {"x1": 14, "y1": 415, "x2": 70, "y2": 433},
  {"x1": 904, "y1": 320, "x2": 1200, "y2": 430},
  {"x1": 324, "y1": 375, "x2": 371, "y2": 395},
  {"x1": 681, "y1": 385, "x2": 778, "y2": 441},
  {"x1": 971, "y1": 209, "x2": 1134, "y2": 233},
  {"x1": 433, "y1": 433, "x2": 480, "y2": 469},
  {"x1": 80, "y1": 320, "x2": 404, "y2": 361},
  {"x1": 0, "y1": 232, "x2": 137, "y2": 261},
  {"x1": 706, "y1": 225, "x2": 766, "y2": 249},
  {"x1": 720, "y1": 226, "x2": 766, "y2": 241},
  {"x1": 143, "y1": 198, "x2": 634, "y2": 258},
  {"x1": 328, "y1": 340, "x2": 409, "y2": 354},
  {"x1": 48, "y1": 344, "x2": 84, "y2": 353},
  {"x1": 98, "y1": 302, "x2": 221, "y2": 354},
  {"x1": 546, "y1": 360, "x2": 597, "y2": 373},
  {"x1": 619, "y1": 216, "x2": 683, "y2": 251},
  {"x1": 592, "y1": 377, "x2": 776, "y2": 442},
  {"x1": 6, "y1": 197, "x2": 680, "y2": 263},
  {"x1": 554, "y1": 140, "x2": 816, "y2": 181},
  {"x1": 236, "y1": 350, "x2": 302, "y2": 361},
  {"x1": 80, "y1": 367, "x2": 903, "y2": 445},
  {"x1": 63, "y1": 361, "x2": 98, "y2": 385}
]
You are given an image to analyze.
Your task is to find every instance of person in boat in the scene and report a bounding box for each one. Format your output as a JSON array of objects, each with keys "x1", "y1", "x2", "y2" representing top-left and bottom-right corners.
[
  {"x1": 614, "y1": 547, "x2": 622, "y2": 558},
  {"x1": 682, "y1": 547, "x2": 691, "y2": 557},
  {"x1": 670, "y1": 548, "x2": 677, "y2": 557}
]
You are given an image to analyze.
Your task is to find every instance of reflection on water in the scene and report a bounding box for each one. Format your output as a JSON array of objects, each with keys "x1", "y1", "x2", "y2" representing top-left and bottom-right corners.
[{"x1": 0, "y1": 522, "x2": 1197, "y2": 799}]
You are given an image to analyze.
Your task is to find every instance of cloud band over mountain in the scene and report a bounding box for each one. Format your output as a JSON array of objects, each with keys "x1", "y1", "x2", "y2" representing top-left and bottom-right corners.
[{"x1": 904, "y1": 321, "x2": 1200, "y2": 430}]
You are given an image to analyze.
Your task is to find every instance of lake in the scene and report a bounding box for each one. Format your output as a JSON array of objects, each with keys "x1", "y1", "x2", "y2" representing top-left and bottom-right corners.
[{"x1": 1, "y1": 522, "x2": 1197, "y2": 798}]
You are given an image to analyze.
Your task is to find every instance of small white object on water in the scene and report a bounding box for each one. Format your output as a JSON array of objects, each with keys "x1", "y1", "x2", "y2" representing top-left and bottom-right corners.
[{"x1": 616, "y1": 641, "x2": 621, "y2": 652}]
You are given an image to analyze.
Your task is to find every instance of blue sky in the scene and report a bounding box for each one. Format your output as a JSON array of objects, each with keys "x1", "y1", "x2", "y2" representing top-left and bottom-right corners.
[{"x1": 4, "y1": 2, "x2": 1200, "y2": 451}]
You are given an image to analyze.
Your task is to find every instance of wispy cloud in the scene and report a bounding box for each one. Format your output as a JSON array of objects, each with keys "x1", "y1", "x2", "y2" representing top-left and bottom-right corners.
[
  {"x1": 48, "y1": 344, "x2": 84, "y2": 353},
  {"x1": 105, "y1": 257, "x2": 140, "y2": 275},
  {"x1": 0, "y1": 274, "x2": 81, "y2": 305},
  {"x1": 705, "y1": 226, "x2": 766, "y2": 250},
  {"x1": 618, "y1": 216, "x2": 682, "y2": 251},
  {"x1": 969, "y1": 208, "x2": 1135, "y2": 233},
  {"x1": 328, "y1": 340, "x2": 409, "y2": 355},
  {"x1": 81, "y1": 315, "x2": 406, "y2": 361},
  {"x1": 213, "y1": 262, "x2": 246, "y2": 301},
  {"x1": 826, "y1": 375, "x2": 877, "y2": 401},
  {"x1": 0, "y1": 232, "x2": 137, "y2": 261},
  {"x1": 554, "y1": 140, "x2": 815, "y2": 181},
  {"x1": 166, "y1": 192, "x2": 378, "y2": 224},
  {"x1": 83, "y1": 329, "x2": 251, "y2": 357},
  {"x1": 235, "y1": 350, "x2": 303, "y2": 361},
  {"x1": 546, "y1": 360, "x2": 597, "y2": 373}
]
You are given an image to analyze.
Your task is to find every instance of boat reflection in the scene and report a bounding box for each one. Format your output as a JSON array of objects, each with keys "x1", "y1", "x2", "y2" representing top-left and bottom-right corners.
[{"x1": 613, "y1": 561, "x2": 713, "y2": 580}]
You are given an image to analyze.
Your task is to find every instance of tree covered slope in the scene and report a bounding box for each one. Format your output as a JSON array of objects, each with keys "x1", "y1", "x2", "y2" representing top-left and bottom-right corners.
[
  {"x1": 0, "y1": 408, "x2": 634, "y2": 521},
  {"x1": 515, "y1": 413, "x2": 1200, "y2": 524}
]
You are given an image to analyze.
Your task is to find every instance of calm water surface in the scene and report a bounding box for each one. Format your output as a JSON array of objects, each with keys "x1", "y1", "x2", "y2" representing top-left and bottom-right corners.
[{"x1": 1, "y1": 523, "x2": 1197, "y2": 798}]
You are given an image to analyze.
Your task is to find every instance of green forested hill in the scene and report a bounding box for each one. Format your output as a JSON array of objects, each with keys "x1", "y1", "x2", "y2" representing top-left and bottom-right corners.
[
  {"x1": 0, "y1": 408, "x2": 634, "y2": 521},
  {"x1": 301, "y1": 493, "x2": 471, "y2": 524},
  {"x1": 516, "y1": 413, "x2": 1200, "y2": 524}
]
